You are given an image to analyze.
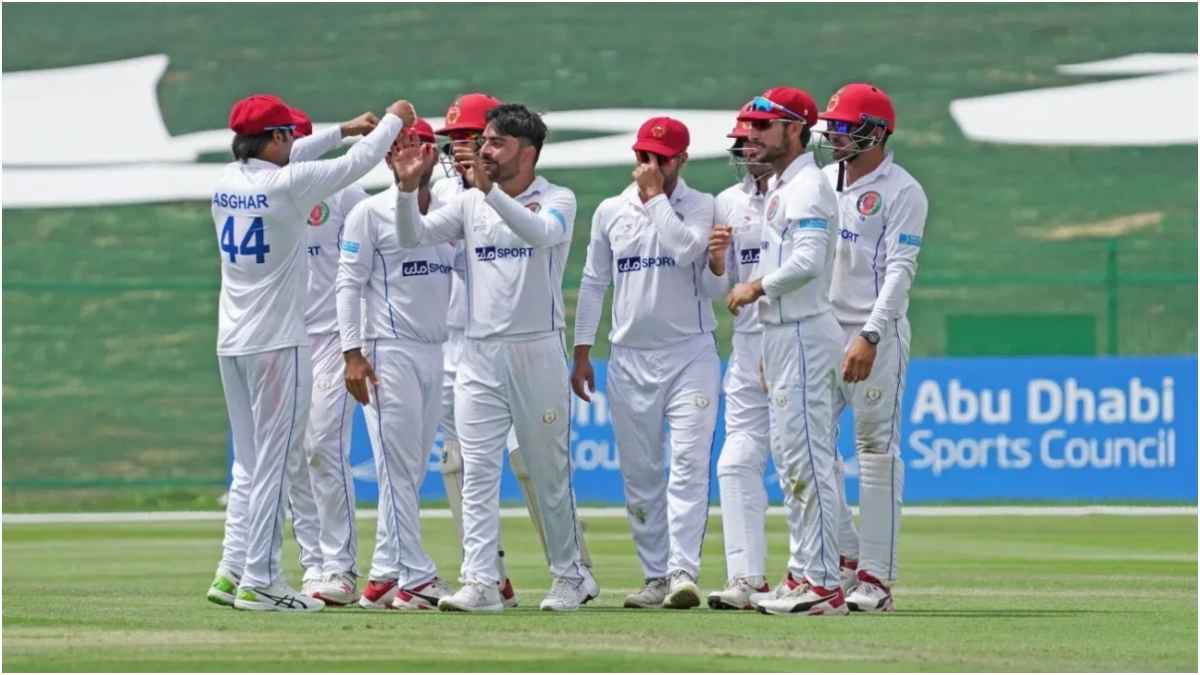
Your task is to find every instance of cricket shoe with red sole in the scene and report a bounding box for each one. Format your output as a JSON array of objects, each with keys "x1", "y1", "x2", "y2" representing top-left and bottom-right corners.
[
  {"x1": 845, "y1": 570, "x2": 894, "y2": 613},
  {"x1": 748, "y1": 571, "x2": 801, "y2": 609},
  {"x1": 391, "y1": 577, "x2": 454, "y2": 610},
  {"x1": 357, "y1": 578, "x2": 399, "y2": 610},
  {"x1": 756, "y1": 581, "x2": 849, "y2": 616},
  {"x1": 311, "y1": 572, "x2": 358, "y2": 606}
]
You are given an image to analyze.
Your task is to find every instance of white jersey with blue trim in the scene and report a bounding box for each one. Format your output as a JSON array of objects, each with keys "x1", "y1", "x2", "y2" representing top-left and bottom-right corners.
[
  {"x1": 430, "y1": 176, "x2": 470, "y2": 331},
  {"x1": 574, "y1": 179, "x2": 725, "y2": 349},
  {"x1": 754, "y1": 152, "x2": 839, "y2": 325},
  {"x1": 716, "y1": 176, "x2": 767, "y2": 334},
  {"x1": 336, "y1": 186, "x2": 455, "y2": 350},
  {"x1": 304, "y1": 183, "x2": 370, "y2": 336},
  {"x1": 394, "y1": 175, "x2": 575, "y2": 341},
  {"x1": 823, "y1": 153, "x2": 928, "y2": 334},
  {"x1": 211, "y1": 113, "x2": 406, "y2": 356}
]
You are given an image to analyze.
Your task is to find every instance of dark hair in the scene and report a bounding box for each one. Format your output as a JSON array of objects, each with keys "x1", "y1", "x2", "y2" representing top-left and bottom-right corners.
[
  {"x1": 798, "y1": 123, "x2": 811, "y2": 149},
  {"x1": 232, "y1": 131, "x2": 275, "y2": 162},
  {"x1": 485, "y1": 103, "x2": 547, "y2": 156}
]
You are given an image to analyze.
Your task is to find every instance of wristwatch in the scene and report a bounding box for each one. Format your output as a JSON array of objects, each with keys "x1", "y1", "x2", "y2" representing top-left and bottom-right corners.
[{"x1": 860, "y1": 330, "x2": 880, "y2": 345}]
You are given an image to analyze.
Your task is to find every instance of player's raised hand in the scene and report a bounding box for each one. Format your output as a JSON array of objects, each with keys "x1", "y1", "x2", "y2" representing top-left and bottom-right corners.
[
  {"x1": 340, "y1": 112, "x2": 380, "y2": 138},
  {"x1": 458, "y1": 142, "x2": 493, "y2": 194},
  {"x1": 634, "y1": 153, "x2": 665, "y2": 202},
  {"x1": 343, "y1": 349, "x2": 379, "y2": 405},
  {"x1": 389, "y1": 143, "x2": 434, "y2": 191},
  {"x1": 708, "y1": 224, "x2": 732, "y2": 275},
  {"x1": 386, "y1": 100, "x2": 417, "y2": 128},
  {"x1": 841, "y1": 335, "x2": 877, "y2": 383},
  {"x1": 570, "y1": 348, "x2": 596, "y2": 402}
]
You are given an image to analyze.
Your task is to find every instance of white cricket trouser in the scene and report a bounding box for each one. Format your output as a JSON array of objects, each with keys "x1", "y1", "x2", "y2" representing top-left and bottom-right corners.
[
  {"x1": 218, "y1": 345, "x2": 313, "y2": 589},
  {"x1": 716, "y1": 331, "x2": 805, "y2": 583},
  {"x1": 609, "y1": 334, "x2": 720, "y2": 581},
  {"x1": 762, "y1": 313, "x2": 842, "y2": 590},
  {"x1": 363, "y1": 338, "x2": 443, "y2": 587},
  {"x1": 833, "y1": 318, "x2": 909, "y2": 583},
  {"x1": 287, "y1": 331, "x2": 358, "y2": 580},
  {"x1": 456, "y1": 332, "x2": 587, "y2": 585}
]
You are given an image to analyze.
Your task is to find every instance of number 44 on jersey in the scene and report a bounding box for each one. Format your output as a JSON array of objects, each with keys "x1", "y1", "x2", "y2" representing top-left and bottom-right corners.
[{"x1": 220, "y1": 216, "x2": 270, "y2": 264}]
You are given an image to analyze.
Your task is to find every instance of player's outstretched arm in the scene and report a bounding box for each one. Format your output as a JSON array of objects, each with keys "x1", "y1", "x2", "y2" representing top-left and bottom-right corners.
[{"x1": 483, "y1": 184, "x2": 576, "y2": 248}]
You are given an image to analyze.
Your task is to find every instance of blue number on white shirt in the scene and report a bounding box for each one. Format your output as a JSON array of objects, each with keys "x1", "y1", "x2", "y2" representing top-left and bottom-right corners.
[{"x1": 219, "y1": 216, "x2": 270, "y2": 264}]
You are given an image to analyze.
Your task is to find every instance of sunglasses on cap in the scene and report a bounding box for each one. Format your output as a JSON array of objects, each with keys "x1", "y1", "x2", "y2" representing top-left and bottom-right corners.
[
  {"x1": 749, "y1": 95, "x2": 805, "y2": 122},
  {"x1": 264, "y1": 124, "x2": 296, "y2": 134}
]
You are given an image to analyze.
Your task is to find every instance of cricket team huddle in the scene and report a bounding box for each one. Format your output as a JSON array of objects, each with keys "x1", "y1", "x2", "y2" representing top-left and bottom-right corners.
[{"x1": 207, "y1": 81, "x2": 927, "y2": 616}]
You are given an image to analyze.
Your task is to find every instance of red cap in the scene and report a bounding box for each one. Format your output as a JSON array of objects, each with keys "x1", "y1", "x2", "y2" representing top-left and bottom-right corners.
[
  {"x1": 405, "y1": 118, "x2": 436, "y2": 143},
  {"x1": 727, "y1": 103, "x2": 754, "y2": 138},
  {"x1": 437, "y1": 93, "x2": 503, "y2": 135},
  {"x1": 290, "y1": 107, "x2": 313, "y2": 137},
  {"x1": 632, "y1": 116, "x2": 689, "y2": 157},
  {"x1": 229, "y1": 94, "x2": 295, "y2": 135},
  {"x1": 819, "y1": 83, "x2": 896, "y2": 132},
  {"x1": 737, "y1": 87, "x2": 818, "y2": 126}
]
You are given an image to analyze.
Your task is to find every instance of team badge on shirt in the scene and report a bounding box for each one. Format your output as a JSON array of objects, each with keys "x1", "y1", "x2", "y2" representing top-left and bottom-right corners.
[
  {"x1": 766, "y1": 195, "x2": 781, "y2": 222},
  {"x1": 856, "y1": 191, "x2": 882, "y2": 216},
  {"x1": 308, "y1": 201, "x2": 330, "y2": 226}
]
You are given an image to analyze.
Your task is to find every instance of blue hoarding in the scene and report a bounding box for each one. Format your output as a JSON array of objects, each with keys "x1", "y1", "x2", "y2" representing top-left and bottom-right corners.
[{"x1": 232, "y1": 356, "x2": 1196, "y2": 504}]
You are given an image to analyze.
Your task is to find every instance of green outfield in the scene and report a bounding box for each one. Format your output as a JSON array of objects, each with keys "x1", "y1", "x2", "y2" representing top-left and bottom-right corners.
[
  {"x1": 3, "y1": 513, "x2": 1196, "y2": 671},
  {"x1": 2, "y1": 4, "x2": 1197, "y2": 508}
]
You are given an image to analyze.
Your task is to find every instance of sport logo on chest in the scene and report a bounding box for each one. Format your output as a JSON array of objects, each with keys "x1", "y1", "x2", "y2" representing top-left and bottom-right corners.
[
  {"x1": 739, "y1": 248, "x2": 761, "y2": 265},
  {"x1": 308, "y1": 202, "x2": 330, "y2": 226},
  {"x1": 856, "y1": 191, "x2": 882, "y2": 216},
  {"x1": 402, "y1": 260, "x2": 430, "y2": 277}
]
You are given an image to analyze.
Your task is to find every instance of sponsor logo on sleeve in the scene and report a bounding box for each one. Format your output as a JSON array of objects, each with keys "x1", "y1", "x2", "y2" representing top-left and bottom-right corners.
[
  {"x1": 898, "y1": 233, "x2": 923, "y2": 247},
  {"x1": 341, "y1": 240, "x2": 360, "y2": 254}
]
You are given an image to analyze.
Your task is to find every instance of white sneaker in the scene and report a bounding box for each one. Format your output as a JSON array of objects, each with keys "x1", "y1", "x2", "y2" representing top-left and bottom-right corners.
[
  {"x1": 663, "y1": 570, "x2": 701, "y2": 610},
  {"x1": 392, "y1": 577, "x2": 453, "y2": 611},
  {"x1": 301, "y1": 577, "x2": 322, "y2": 598},
  {"x1": 437, "y1": 581, "x2": 503, "y2": 613},
  {"x1": 539, "y1": 571, "x2": 599, "y2": 612},
  {"x1": 357, "y1": 578, "x2": 399, "y2": 610},
  {"x1": 623, "y1": 577, "x2": 669, "y2": 609},
  {"x1": 234, "y1": 581, "x2": 324, "y2": 612},
  {"x1": 749, "y1": 571, "x2": 802, "y2": 608},
  {"x1": 845, "y1": 571, "x2": 894, "y2": 613},
  {"x1": 839, "y1": 557, "x2": 859, "y2": 594},
  {"x1": 206, "y1": 568, "x2": 240, "y2": 607},
  {"x1": 707, "y1": 576, "x2": 769, "y2": 610},
  {"x1": 756, "y1": 581, "x2": 848, "y2": 617},
  {"x1": 310, "y1": 571, "x2": 357, "y2": 606}
]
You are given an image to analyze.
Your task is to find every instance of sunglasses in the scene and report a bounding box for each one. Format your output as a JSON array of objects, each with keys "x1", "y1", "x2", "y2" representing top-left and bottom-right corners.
[{"x1": 749, "y1": 95, "x2": 805, "y2": 122}]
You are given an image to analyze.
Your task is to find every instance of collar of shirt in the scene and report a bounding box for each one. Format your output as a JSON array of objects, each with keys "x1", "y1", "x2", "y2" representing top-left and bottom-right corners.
[
  {"x1": 620, "y1": 176, "x2": 692, "y2": 210},
  {"x1": 842, "y1": 151, "x2": 895, "y2": 191},
  {"x1": 241, "y1": 158, "x2": 280, "y2": 172},
  {"x1": 511, "y1": 175, "x2": 548, "y2": 203},
  {"x1": 767, "y1": 152, "x2": 816, "y2": 192}
]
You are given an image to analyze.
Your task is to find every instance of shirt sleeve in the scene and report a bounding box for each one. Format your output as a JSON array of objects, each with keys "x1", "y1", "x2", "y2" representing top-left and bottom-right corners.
[
  {"x1": 864, "y1": 183, "x2": 928, "y2": 335},
  {"x1": 286, "y1": 113, "x2": 404, "y2": 212},
  {"x1": 395, "y1": 188, "x2": 466, "y2": 247},
  {"x1": 644, "y1": 193, "x2": 711, "y2": 267},
  {"x1": 289, "y1": 125, "x2": 343, "y2": 163},
  {"x1": 699, "y1": 259, "x2": 731, "y2": 298},
  {"x1": 573, "y1": 202, "x2": 613, "y2": 347},
  {"x1": 761, "y1": 179, "x2": 835, "y2": 298},
  {"x1": 335, "y1": 202, "x2": 376, "y2": 352},
  {"x1": 483, "y1": 184, "x2": 575, "y2": 248}
]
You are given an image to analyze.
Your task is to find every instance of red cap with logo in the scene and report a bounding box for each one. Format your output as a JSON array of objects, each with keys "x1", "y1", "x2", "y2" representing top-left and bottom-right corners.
[
  {"x1": 405, "y1": 118, "x2": 437, "y2": 143},
  {"x1": 290, "y1": 107, "x2": 313, "y2": 138},
  {"x1": 728, "y1": 103, "x2": 754, "y2": 139},
  {"x1": 632, "y1": 116, "x2": 689, "y2": 157},
  {"x1": 819, "y1": 83, "x2": 896, "y2": 132},
  {"x1": 229, "y1": 94, "x2": 295, "y2": 135},
  {"x1": 737, "y1": 87, "x2": 818, "y2": 127},
  {"x1": 437, "y1": 93, "x2": 503, "y2": 135}
]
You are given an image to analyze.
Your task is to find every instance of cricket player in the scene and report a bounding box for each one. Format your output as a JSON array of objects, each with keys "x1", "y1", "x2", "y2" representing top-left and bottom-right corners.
[
  {"x1": 338, "y1": 118, "x2": 459, "y2": 611},
  {"x1": 281, "y1": 107, "x2": 377, "y2": 606},
  {"x1": 572, "y1": 117, "x2": 727, "y2": 610},
  {"x1": 706, "y1": 111, "x2": 788, "y2": 610},
  {"x1": 206, "y1": 93, "x2": 414, "y2": 612},
  {"x1": 432, "y1": 92, "x2": 592, "y2": 608},
  {"x1": 726, "y1": 87, "x2": 847, "y2": 616},
  {"x1": 816, "y1": 83, "x2": 928, "y2": 612},
  {"x1": 392, "y1": 103, "x2": 596, "y2": 612}
]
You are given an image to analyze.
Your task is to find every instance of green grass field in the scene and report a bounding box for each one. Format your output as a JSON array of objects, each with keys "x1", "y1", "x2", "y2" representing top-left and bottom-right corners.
[
  {"x1": 2, "y1": 6, "x2": 1197, "y2": 504},
  {"x1": 3, "y1": 513, "x2": 1196, "y2": 671}
]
